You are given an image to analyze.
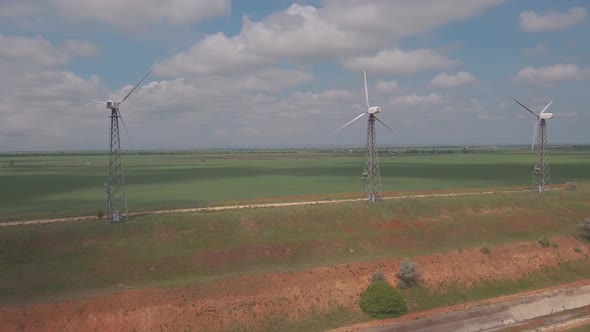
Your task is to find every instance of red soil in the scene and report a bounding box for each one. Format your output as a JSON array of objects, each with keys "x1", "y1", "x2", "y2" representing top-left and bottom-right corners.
[{"x1": 1, "y1": 236, "x2": 588, "y2": 332}]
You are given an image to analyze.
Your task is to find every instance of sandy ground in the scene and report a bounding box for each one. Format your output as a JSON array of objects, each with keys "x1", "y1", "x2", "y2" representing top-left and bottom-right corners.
[
  {"x1": 1, "y1": 235, "x2": 587, "y2": 332},
  {"x1": 0, "y1": 187, "x2": 542, "y2": 227}
]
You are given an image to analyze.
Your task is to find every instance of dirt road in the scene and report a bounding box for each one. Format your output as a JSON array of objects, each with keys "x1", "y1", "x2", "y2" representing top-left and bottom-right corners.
[
  {"x1": 0, "y1": 188, "x2": 541, "y2": 227},
  {"x1": 333, "y1": 284, "x2": 590, "y2": 332}
]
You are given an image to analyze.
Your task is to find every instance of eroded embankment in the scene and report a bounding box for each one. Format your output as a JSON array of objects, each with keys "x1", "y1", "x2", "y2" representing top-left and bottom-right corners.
[{"x1": 1, "y1": 236, "x2": 589, "y2": 332}]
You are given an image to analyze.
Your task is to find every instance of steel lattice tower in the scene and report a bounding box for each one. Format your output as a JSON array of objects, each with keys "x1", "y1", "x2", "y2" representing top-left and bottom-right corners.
[
  {"x1": 106, "y1": 109, "x2": 128, "y2": 222},
  {"x1": 363, "y1": 114, "x2": 383, "y2": 203},
  {"x1": 532, "y1": 119, "x2": 551, "y2": 193}
]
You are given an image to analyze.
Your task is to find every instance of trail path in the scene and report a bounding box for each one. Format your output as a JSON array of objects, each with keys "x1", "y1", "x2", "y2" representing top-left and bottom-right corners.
[{"x1": 0, "y1": 188, "x2": 557, "y2": 227}]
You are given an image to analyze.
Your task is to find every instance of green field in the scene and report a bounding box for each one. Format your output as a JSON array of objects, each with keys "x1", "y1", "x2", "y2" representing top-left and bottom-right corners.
[
  {"x1": 2, "y1": 188, "x2": 590, "y2": 305},
  {"x1": 1, "y1": 148, "x2": 589, "y2": 221}
]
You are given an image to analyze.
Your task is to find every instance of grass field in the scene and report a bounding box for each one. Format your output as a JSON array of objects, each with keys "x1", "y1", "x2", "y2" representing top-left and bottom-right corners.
[
  {"x1": 1, "y1": 148, "x2": 590, "y2": 221},
  {"x1": 2, "y1": 187, "x2": 590, "y2": 305}
]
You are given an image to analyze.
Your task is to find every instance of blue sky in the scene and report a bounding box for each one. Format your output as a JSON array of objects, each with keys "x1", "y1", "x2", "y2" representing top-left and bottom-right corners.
[{"x1": 0, "y1": 0, "x2": 588, "y2": 151}]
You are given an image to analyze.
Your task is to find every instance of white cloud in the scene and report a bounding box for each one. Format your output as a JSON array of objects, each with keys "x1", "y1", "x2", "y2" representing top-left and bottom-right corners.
[
  {"x1": 0, "y1": 34, "x2": 69, "y2": 66},
  {"x1": 343, "y1": 48, "x2": 459, "y2": 75},
  {"x1": 63, "y1": 40, "x2": 101, "y2": 57},
  {"x1": 157, "y1": 1, "x2": 501, "y2": 77},
  {"x1": 429, "y1": 71, "x2": 477, "y2": 88},
  {"x1": 513, "y1": 64, "x2": 586, "y2": 85},
  {"x1": 155, "y1": 33, "x2": 271, "y2": 76},
  {"x1": 0, "y1": 1, "x2": 39, "y2": 17},
  {"x1": 375, "y1": 80, "x2": 400, "y2": 95},
  {"x1": 388, "y1": 93, "x2": 445, "y2": 107},
  {"x1": 0, "y1": 34, "x2": 100, "y2": 67},
  {"x1": 48, "y1": 0, "x2": 230, "y2": 28},
  {"x1": 520, "y1": 7, "x2": 588, "y2": 32}
]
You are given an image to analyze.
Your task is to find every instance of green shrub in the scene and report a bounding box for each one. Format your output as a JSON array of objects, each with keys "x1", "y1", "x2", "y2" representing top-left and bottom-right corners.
[
  {"x1": 96, "y1": 211, "x2": 105, "y2": 219},
  {"x1": 574, "y1": 247, "x2": 582, "y2": 253},
  {"x1": 371, "y1": 270, "x2": 386, "y2": 283},
  {"x1": 360, "y1": 281, "x2": 407, "y2": 318},
  {"x1": 577, "y1": 218, "x2": 590, "y2": 241},
  {"x1": 396, "y1": 258, "x2": 422, "y2": 289},
  {"x1": 538, "y1": 237, "x2": 550, "y2": 248}
]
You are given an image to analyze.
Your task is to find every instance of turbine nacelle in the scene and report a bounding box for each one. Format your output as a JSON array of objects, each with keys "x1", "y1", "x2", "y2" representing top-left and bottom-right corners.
[
  {"x1": 106, "y1": 100, "x2": 119, "y2": 110},
  {"x1": 368, "y1": 106, "x2": 381, "y2": 114},
  {"x1": 539, "y1": 112, "x2": 554, "y2": 120}
]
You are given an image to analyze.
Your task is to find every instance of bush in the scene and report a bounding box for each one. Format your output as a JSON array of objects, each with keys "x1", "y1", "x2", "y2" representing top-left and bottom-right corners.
[
  {"x1": 574, "y1": 247, "x2": 582, "y2": 253},
  {"x1": 371, "y1": 270, "x2": 386, "y2": 283},
  {"x1": 96, "y1": 211, "x2": 105, "y2": 219},
  {"x1": 360, "y1": 281, "x2": 407, "y2": 318},
  {"x1": 538, "y1": 237, "x2": 550, "y2": 248},
  {"x1": 480, "y1": 243, "x2": 491, "y2": 254},
  {"x1": 577, "y1": 218, "x2": 590, "y2": 241},
  {"x1": 396, "y1": 258, "x2": 422, "y2": 289}
]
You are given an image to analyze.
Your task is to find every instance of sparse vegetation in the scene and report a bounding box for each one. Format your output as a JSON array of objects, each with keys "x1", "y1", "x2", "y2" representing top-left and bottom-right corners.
[
  {"x1": 574, "y1": 247, "x2": 582, "y2": 253},
  {"x1": 480, "y1": 243, "x2": 491, "y2": 254},
  {"x1": 360, "y1": 281, "x2": 407, "y2": 318},
  {"x1": 538, "y1": 237, "x2": 550, "y2": 248},
  {"x1": 566, "y1": 182, "x2": 577, "y2": 190},
  {"x1": 396, "y1": 258, "x2": 422, "y2": 289},
  {"x1": 371, "y1": 270, "x2": 386, "y2": 283},
  {"x1": 577, "y1": 218, "x2": 590, "y2": 241}
]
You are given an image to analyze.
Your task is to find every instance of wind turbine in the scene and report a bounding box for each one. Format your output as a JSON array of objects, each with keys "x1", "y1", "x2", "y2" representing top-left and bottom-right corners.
[
  {"x1": 334, "y1": 70, "x2": 394, "y2": 203},
  {"x1": 513, "y1": 98, "x2": 554, "y2": 194},
  {"x1": 84, "y1": 69, "x2": 152, "y2": 222}
]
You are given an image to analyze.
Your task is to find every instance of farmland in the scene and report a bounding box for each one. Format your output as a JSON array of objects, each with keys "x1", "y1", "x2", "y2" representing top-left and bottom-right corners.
[
  {"x1": 1, "y1": 147, "x2": 589, "y2": 221},
  {"x1": 2, "y1": 185, "x2": 590, "y2": 330},
  {"x1": 2, "y1": 147, "x2": 590, "y2": 331}
]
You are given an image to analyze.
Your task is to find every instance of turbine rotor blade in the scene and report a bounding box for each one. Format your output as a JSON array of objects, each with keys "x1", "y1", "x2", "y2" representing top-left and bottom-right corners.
[
  {"x1": 512, "y1": 98, "x2": 538, "y2": 118},
  {"x1": 374, "y1": 115, "x2": 395, "y2": 134},
  {"x1": 117, "y1": 109, "x2": 138, "y2": 156},
  {"x1": 333, "y1": 112, "x2": 367, "y2": 133},
  {"x1": 531, "y1": 119, "x2": 539, "y2": 152},
  {"x1": 81, "y1": 98, "x2": 106, "y2": 105},
  {"x1": 119, "y1": 69, "x2": 153, "y2": 104},
  {"x1": 540, "y1": 100, "x2": 553, "y2": 114},
  {"x1": 364, "y1": 70, "x2": 370, "y2": 108}
]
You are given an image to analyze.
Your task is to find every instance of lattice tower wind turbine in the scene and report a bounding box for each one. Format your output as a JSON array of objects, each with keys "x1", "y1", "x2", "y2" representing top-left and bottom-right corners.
[
  {"x1": 513, "y1": 98, "x2": 555, "y2": 194},
  {"x1": 334, "y1": 70, "x2": 394, "y2": 203},
  {"x1": 83, "y1": 69, "x2": 152, "y2": 222}
]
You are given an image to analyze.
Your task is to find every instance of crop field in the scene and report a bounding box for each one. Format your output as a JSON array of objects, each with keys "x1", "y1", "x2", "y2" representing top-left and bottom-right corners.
[{"x1": 1, "y1": 147, "x2": 590, "y2": 222}]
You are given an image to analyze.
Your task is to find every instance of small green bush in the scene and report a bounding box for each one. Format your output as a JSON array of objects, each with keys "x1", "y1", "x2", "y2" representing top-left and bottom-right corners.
[
  {"x1": 96, "y1": 211, "x2": 105, "y2": 219},
  {"x1": 360, "y1": 281, "x2": 407, "y2": 318},
  {"x1": 371, "y1": 270, "x2": 386, "y2": 283},
  {"x1": 538, "y1": 237, "x2": 550, "y2": 248},
  {"x1": 480, "y1": 243, "x2": 491, "y2": 254},
  {"x1": 396, "y1": 258, "x2": 422, "y2": 289},
  {"x1": 574, "y1": 247, "x2": 582, "y2": 253},
  {"x1": 577, "y1": 218, "x2": 590, "y2": 241}
]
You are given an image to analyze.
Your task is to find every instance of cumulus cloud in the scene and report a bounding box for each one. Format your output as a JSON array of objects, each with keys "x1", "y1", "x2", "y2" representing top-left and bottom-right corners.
[
  {"x1": 49, "y1": 0, "x2": 230, "y2": 28},
  {"x1": 513, "y1": 64, "x2": 586, "y2": 85},
  {"x1": 157, "y1": 1, "x2": 500, "y2": 76},
  {"x1": 429, "y1": 71, "x2": 477, "y2": 88},
  {"x1": 343, "y1": 48, "x2": 459, "y2": 75},
  {"x1": 375, "y1": 80, "x2": 400, "y2": 95},
  {"x1": 520, "y1": 7, "x2": 588, "y2": 32},
  {"x1": 388, "y1": 93, "x2": 446, "y2": 107},
  {"x1": 0, "y1": 34, "x2": 100, "y2": 67}
]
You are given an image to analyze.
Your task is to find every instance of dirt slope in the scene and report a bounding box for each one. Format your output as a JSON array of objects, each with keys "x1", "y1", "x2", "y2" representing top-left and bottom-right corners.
[{"x1": 1, "y1": 236, "x2": 588, "y2": 332}]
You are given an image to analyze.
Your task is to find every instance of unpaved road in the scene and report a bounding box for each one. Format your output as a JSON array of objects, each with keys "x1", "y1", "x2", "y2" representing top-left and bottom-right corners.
[
  {"x1": 338, "y1": 284, "x2": 590, "y2": 332},
  {"x1": 0, "y1": 188, "x2": 541, "y2": 227}
]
